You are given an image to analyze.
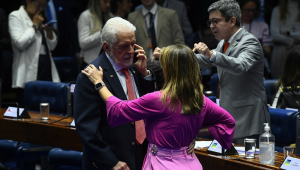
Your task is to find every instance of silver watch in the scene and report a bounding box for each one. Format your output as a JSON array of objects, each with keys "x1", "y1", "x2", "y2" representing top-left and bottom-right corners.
[{"x1": 95, "y1": 82, "x2": 105, "y2": 91}]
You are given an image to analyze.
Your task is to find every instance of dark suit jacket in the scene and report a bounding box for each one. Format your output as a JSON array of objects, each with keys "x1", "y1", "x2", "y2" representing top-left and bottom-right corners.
[
  {"x1": 51, "y1": 0, "x2": 80, "y2": 56},
  {"x1": 74, "y1": 52, "x2": 156, "y2": 170}
]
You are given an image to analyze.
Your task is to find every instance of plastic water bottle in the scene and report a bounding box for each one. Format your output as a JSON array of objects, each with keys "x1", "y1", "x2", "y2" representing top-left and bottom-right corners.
[{"x1": 259, "y1": 123, "x2": 275, "y2": 165}]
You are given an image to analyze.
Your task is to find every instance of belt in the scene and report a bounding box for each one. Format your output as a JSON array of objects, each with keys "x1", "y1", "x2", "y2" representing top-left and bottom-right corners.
[{"x1": 148, "y1": 143, "x2": 188, "y2": 157}]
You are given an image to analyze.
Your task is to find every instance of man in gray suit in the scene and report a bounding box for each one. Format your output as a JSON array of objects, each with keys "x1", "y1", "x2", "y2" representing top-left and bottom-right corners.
[
  {"x1": 128, "y1": 0, "x2": 184, "y2": 60},
  {"x1": 192, "y1": 0, "x2": 270, "y2": 145},
  {"x1": 135, "y1": 0, "x2": 192, "y2": 39}
]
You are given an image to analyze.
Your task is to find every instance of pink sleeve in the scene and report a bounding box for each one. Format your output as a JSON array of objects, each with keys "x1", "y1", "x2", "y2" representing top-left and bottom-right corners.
[
  {"x1": 202, "y1": 97, "x2": 235, "y2": 149},
  {"x1": 106, "y1": 92, "x2": 164, "y2": 127}
]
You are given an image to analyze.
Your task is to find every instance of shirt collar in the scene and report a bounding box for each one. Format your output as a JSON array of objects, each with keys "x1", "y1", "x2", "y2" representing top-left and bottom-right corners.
[
  {"x1": 227, "y1": 27, "x2": 242, "y2": 44},
  {"x1": 105, "y1": 52, "x2": 124, "y2": 72},
  {"x1": 142, "y1": 3, "x2": 158, "y2": 16}
]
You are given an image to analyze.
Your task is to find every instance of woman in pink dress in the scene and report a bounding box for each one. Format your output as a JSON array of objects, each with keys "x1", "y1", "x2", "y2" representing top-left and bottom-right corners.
[{"x1": 82, "y1": 44, "x2": 235, "y2": 170}]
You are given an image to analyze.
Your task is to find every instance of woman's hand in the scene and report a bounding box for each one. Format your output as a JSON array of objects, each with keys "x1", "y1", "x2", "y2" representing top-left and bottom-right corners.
[
  {"x1": 42, "y1": 24, "x2": 53, "y2": 39},
  {"x1": 81, "y1": 64, "x2": 104, "y2": 85}
]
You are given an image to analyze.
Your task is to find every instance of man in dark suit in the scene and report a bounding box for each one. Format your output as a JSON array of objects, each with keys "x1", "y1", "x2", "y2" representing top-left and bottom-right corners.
[
  {"x1": 47, "y1": 0, "x2": 80, "y2": 57},
  {"x1": 74, "y1": 17, "x2": 156, "y2": 170}
]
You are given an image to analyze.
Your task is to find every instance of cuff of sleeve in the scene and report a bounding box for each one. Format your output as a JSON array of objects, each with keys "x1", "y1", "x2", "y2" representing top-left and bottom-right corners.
[
  {"x1": 210, "y1": 50, "x2": 217, "y2": 63},
  {"x1": 143, "y1": 70, "x2": 152, "y2": 80}
]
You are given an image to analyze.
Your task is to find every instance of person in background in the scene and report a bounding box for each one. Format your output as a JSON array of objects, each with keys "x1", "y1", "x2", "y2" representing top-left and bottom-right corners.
[
  {"x1": 239, "y1": 0, "x2": 272, "y2": 78},
  {"x1": 83, "y1": 44, "x2": 235, "y2": 170},
  {"x1": 135, "y1": 0, "x2": 193, "y2": 40},
  {"x1": 111, "y1": 0, "x2": 133, "y2": 19},
  {"x1": 8, "y1": 0, "x2": 60, "y2": 107},
  {"x1": 152, "y1": 0, "x2": 270, "y2": 146},
  {"x1": 128, "y1": 0, "x2": 184, "y2": 60},
  {"x1": 74, "y1": 17, "x2": 156, "y2": 170},
  {"x1": 46, "y1": 0, "x2": 81, "y2": 59},
  {"x1": 270, "y1": 0, "x2": 300, "y2": 79},
  {"x1": 272, "y1": 49, "x2": 300, "y2": 109},
  {"x1": 77, "y1": 0, "x2": 113, "y2": 70}
]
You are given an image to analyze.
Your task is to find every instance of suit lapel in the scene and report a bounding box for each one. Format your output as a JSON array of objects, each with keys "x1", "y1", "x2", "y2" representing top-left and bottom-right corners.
[
  {"x1": 137, "y1": 9, "x2": 148, "y2": 38},
  {"x1": 156, "y1": 6, "x2": 163, "y2": 41},
  {"x1": 98, "y1": 53, "x2": 127, "y2": 100},
  {"x1": 219, "y1": 28, "x2": 246, "y2": 81},
  {"x1": 224, "y1": 28, "x2": 245, "y2": 56}
]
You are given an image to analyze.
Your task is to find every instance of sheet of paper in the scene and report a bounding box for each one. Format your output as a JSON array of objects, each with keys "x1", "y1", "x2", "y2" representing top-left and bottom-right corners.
[
  {"x1": 3, "y1": 107, "x2": 25, "y2": 118},
  {"x1": 195, "y1": 141, "x2": 212, "y2": 149},
  {"x1": 70, "y1": 119, "x2": 75, "y2": 127}
]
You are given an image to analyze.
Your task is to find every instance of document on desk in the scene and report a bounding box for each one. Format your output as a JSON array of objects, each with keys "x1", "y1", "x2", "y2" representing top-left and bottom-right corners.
[
  {"x1": 3, "y1": 107, "x2": 25, "y2": 118},
  {"x1": 194, "y1": 141, "x2": 212, "y2": 149}
]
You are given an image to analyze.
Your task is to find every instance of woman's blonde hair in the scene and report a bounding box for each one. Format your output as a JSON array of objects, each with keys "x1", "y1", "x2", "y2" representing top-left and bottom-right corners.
[
  {"x1": 88, "y1": 0, "x2": 111, "y2": 34},
  {"x1": 159, "y1": 44, "x2": 204, "y2": 114}
]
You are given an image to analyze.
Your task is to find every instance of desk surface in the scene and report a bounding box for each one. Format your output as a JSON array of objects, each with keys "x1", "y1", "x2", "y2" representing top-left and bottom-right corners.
[
  {"x1": 195, "y1": 145, "x2": 284, "y2": 170},
  {"x1": 0, "y1": 108, "x2": 290, "y2": 169},
  {"x1": 0, "y1": 108, "x2": 83, "y2": 151}
]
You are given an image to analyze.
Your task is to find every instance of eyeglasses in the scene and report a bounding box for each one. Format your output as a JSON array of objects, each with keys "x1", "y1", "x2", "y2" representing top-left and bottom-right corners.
[
  {"x1": 206, "y1": 17, "x2": 226, "y2": 27},
  {"x1": 242, "y1": 9, "x2": 258, "y2": 14},
  {"x1": 35, "y1": 2, "x2": 47, "y2": 9}
]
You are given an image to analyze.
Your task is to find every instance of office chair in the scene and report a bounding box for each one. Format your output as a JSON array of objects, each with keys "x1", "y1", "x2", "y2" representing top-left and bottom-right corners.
[
  {"x1": 263, "y1": 79, "x2": 278, "y2": 105},
  {"x1": 0, "y1": 81, "x2": 72, "y2": 169},
  {"x1": 48, "y1": 148, "x2": 82, "y2": 170}
]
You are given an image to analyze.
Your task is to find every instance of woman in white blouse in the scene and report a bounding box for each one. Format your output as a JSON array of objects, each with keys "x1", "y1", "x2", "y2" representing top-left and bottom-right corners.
[
  {"x1": 77, "y1": 0, "x2": 113, "y2": 69},
  {"x1": 8, "y1": 0, "x2": 60, "y2": 106},
  {"x1": 270, "y1": 0, "x2": 300, "y2": 79}
]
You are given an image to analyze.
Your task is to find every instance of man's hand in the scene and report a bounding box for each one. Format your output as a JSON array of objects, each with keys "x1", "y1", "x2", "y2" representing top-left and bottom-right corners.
[
  {"x1": 193, "y1": 42, "x2": 213, "y2": 59},
  {"x1": 151, "y1": 47, "x2": 161, "y2": 62},
  {"x1": 187, "y1": 138, "x2": 196, "y2": 157},
  {"x1": 111, "y1": 161, "x2": 130, "y2": 170},
  {"x1": 133, "y1": 44, "x2": 148, "y2": 77}
]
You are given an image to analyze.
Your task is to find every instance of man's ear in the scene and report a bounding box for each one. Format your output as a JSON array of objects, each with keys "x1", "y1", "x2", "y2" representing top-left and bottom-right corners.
[
  {"x1": 103, "y1": 42, "x2": 110, "y2": 54},
  {"x1": 230, "y1": 17, "x2": 237, "y2": 27}
]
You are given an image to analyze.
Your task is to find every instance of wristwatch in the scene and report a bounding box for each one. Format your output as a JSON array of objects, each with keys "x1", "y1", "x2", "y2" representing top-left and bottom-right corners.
[
  {"x1": 32, "y1": 24, "x2": 38, "y2": 31},
  {"x1": 95, "y1": 82, "x2": 105, "y2": 91}
]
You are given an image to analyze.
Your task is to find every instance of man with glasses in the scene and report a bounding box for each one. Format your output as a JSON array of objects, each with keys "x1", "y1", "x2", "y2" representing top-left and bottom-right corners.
[{"x1": 193, "y1": 0, "x2": 270, "y2": 146}]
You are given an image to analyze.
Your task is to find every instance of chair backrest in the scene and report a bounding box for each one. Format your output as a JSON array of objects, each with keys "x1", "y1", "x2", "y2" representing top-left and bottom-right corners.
[
  {"x1": 264, "y1": 79, "x2": 278, "y2": 105},
  {"x1": 24, "y1": 81, "x2": 71, "y2": 116},
  {"x1": 296, "y1": 115, "x2": 300, "y2": 156},
  {"x1": 269, "y1": 108, "x2": 300, "y2": 146},
  {"x1": 210, "y1": 73, "x2": 219, "y2": 97},
  {"x1": 52, "y1": 56, "x2": 78, "y2": 83}
]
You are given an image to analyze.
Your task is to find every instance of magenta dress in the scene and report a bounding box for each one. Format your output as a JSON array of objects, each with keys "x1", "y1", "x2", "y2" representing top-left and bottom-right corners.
[{"x1": 107, "y1": 91, "x2": 235, "y2": 170}]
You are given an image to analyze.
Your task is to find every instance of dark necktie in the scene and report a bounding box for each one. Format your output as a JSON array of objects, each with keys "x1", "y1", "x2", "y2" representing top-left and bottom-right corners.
[
  {"x1": 149, "y1": 12, "x2": 157, "y2": 50},
  {"x1": 121, "y1": 68, "x2": 146, "y2": 144}
]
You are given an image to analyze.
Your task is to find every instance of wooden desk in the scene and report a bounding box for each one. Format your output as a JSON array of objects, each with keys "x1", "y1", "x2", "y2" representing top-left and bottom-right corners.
[
  {"x1": 0, "y1": 108, "x2": 291, "y2": 169},
  {"x1": 195, "y1": 140, "x2": 286, "y2": 170},
  {"x1": 0, "y1": 108, "x2": 83, "y2": 151}
]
